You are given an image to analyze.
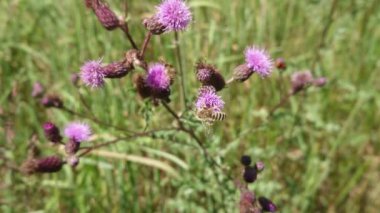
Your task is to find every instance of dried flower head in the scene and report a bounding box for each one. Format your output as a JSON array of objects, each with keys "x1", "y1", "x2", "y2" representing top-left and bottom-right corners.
[
  {"x1": 196, "y1": 61, "x2": 225, "y2": 91},
  {"x1": 43, "y1": 122, "x2": 62, "y2": 143},
  {"x1": 146, "y1": 63, "x2": 172, "y2": 101},
  {"x1": 156, "y1": 0, "x2": 192, "y2": 31},
  {"x1": 64, "y1": 122, "x2": 91, "y2": 142},
  {"x1": 80, "y1": 59, "x2": 105, "y2": 88},
  {"x1": 291, "y1": 70, "x2": 314, "y2": 93},
  {"x1": 41, "y1": 95, "x2": 63, "y2": 108},
  {"x1": 245, "y1": 46, "x2": 273, "y2": 77},
  {"x1": 195, "y1": 86, "x2": 225, "y2": 112},
  {"x1": 92, "y1": 0, "x2": 120, "y2": 30},
  {"x1": 258, "y1": 197, "x2": 277, "y2": 212}
]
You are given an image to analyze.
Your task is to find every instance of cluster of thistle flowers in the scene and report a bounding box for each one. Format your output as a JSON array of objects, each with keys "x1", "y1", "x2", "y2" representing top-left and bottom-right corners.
[
  {"x1": 239, "y1": 155, "x2": 277, "y2": 213},
  {"x1": 21, "y1": 122, "x2": 92, "y2": 174}
]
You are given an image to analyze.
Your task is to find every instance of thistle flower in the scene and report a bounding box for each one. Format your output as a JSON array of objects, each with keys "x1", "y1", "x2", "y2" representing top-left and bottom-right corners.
[
  {"x1": 245, "y1": 46, "x2": 273, "y2": 77},
  {"x1": 243, "y1": 166, "x2": 257, "y2": 183},
  {"x1": 241, "y1": 155, "x2": 252, "y2": 166},
  {"x1": 43, "y1": 122, "x2": 62, "y2": 143},
  {"x1": 196, "y1": 61, "x2": 226, "y2": 91},
  {"x1": 64, "y1": 122, "x2": 91, "y2": 142},
  {"x1": 31, "y1": 82, "x2": 44, "y2": 97},
  {"x1": 41, "y1": 95, "x2": 63, "y2": 108},
  {"x1": 80, "y1": 59, "x2": 105, "y2": 88},
  {"x1": 21, "y1": 156, "x2": 64, "y2": 174},
  {"x1": 275, "y1": 58, "x2": 286, "y2": 70},
  {"x1": 291, "y1": 70, "x2": 313, "y2": 93},
  {"x1": 92, "y1": 0, "x2": 120, "y2": 30},
  {"x1": 258, "y1": 197, "x2": 277, "y2": 212},
  {"x1": 195, "y1": 86, "x2": 224, "y2": 112},
  {"x1": 156, "y1": 0, "x2": 192, "y2": 31},
  {"x1": 145, "y1": 63, "x2": 173, "y2": 101}
]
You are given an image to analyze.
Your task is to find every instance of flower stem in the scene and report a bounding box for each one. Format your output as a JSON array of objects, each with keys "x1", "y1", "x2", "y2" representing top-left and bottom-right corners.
[
  {"x1": 140, "y1": 31, "x2": 152, "y2": 58},
  {"x1": 174, "y1": 32, "x2": 187, "y2": 109}
]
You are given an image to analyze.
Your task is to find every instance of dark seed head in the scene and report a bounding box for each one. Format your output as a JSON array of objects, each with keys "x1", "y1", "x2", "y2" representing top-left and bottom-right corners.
[
  {"x1": 258, "y1": 197, "x2": 277, "y2": 212},
  {"x1": 43, "y1": 122, "x2": 62, "y2": 143},
  {"x1": 241, "y1": 155, "x2": 252, "y2": 166},
  {"x1": 243, "y1": 166, "x2": 257, "y2": 183}
]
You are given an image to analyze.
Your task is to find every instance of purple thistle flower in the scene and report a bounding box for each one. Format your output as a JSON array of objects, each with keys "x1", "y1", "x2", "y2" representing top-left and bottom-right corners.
[
  {"x1": 195, "y1": 86, "x2": 224, "y2": 112},
  {"x1": 245, "y1": 46, "x2": 273, "y2": 77},
  {"x1": 197, "y1": 68, "x2": 212, "y2": 82},
  {"x1": 64, "y1": 122, "x2": 91, "y2": 142},
  {"x1": 156, "y1": 0, "x2": 192, "y2": 31},
  {"x1": 80, "y1": 59, "x2": 105, "y2": 88},
  {"x1": 146, "y1": 63, "x2": 171, "y2": 91}
]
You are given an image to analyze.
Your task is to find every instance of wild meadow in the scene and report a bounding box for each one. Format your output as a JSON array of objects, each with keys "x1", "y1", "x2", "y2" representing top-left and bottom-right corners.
[{"x1": 1, "y1": 0, "x2": 379, "y2": 212}]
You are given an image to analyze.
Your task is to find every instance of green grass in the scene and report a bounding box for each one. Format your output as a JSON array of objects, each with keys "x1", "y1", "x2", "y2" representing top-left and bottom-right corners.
[{"x1": 1, "y1": 0, "x2": 380, "y2": 212}]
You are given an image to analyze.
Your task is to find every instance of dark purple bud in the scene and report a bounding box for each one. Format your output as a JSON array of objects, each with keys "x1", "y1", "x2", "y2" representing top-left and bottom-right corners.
[
  {"x1": 232, "y1": 64, "x2": 254, "y2": 82},
  {"x1": 258, "y1": 197, "x2": 277, "y2": 212},
  {"x1": 65, "y1": 139, "x2": 80, "y2": 155},
  {"x1": 92, "y1": 0, "x2": 120, "y2": 30},
  {"x1": 67, "y1": 155, "x2": 80, "y2": 168},
  {"x1": 22, "y1": 156, "x2": 64, "y2": 174},
  {"x1": 313, "y1": 77, "x2": 327, "y2": 87},
  {"x1": 43, "y1": 122, "x2": 62, "y2": 143},
  {"x1": 243, "y1": 166, "x2": 257, "y2": 183},
  {"x1": 240, "y1": 155, "x2": 252, "y2": 166},
  {"x1": 31, "y1": 82, "x2": 44, "y2": 97},
  {"x1": 143, "y1": 16, "x2": 166, "y2": 35},
  {"x1": 41, "y1": 95, "x2": 63, "y2": 108},
  {"x1": 134, "y1": 75, "x2": 151, "y2": 99},
  {"x1": 196, "y1": 61, "x2": 225, "y2": 91},
  {"x1": 103, "y1": 60, "x2": 133, "y2": 78},
  {"x1": 255, "y1": 161, "x2": 265, "y2": 172},
  {"x1": 275, "y1": 58, "x2": 286, "y2": 70}
]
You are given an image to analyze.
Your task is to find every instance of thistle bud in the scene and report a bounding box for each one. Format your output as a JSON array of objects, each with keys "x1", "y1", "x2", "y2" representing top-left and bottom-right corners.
[
  {"x1": 291, "y1": 70, "x2": 313, "y2": 93},
  {"x1": 258, "y1": 197, "x2": 277, "y2": 212},
  {"x1": 243, "y1": 166, "x2": 257, "y2": 183},
  {"x1": 103, "y1": 60, "x2": 133, "y2": 78},
  {"x1": 92, "y1": 0, "x2": 120, "y2": 30},
  {"x1": 21, "y1": 156, "x2": 64, "y2": 174},
  {"x1": 134, "y1": 75, "x2": 151, "y2": 99},
  {"x1": 41, "y1": 95, "x2": 63, "y2": 108},
  {"x1": 275, "y1": 58, "x2": 286, "y2": 70},
  {"x1": 231, "y1": 64, "x2": 253, "y2": 82},
  {"x1": 255, "y1": 161, "x2": 265, "y2": 172},
  {"x1": 67, "y1": 155, "x2": 80, "y2": 168},
  {"x1": 43, "y1": 122, "x2": 62, "y2": 143},
  {"x1": 195, "y1": 61, "x2": 225, "y2": 91},
  {"x1": 313, "y1": 77, "x2": 327, "y2": 87},
  {"x1": 31, "y1": 82, "x2": 44, "y2": 97},
  {"x1": 65, "y1": 139, "x2": 80, "y2": 155},
  {"x1": 143, "y1": 16, "x2": 166, "y2": 35},
  {"x1": 240, "y1": 155, "x2": 252, "y2": 166}
]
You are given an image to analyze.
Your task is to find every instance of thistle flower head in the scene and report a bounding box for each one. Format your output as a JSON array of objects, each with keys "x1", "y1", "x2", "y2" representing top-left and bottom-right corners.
[
  {"x1": 196, "y1": 61, "x2": 226, "y2": 91},
  {"x1": 195, "y1": 86, "x2": 224, "y2": 112},
  {"x1": 80, "y1": 59, "x2": 105, "y2": 88},
  {"x1": 64, "y1": 122, "x2": 91, "y2": 142},
  {"x1": 156, "y1": 0, "x2": 192, "y2": 31},
  {"x1": 291, "y1": 70, "x2": 314, "y2": 93},
  {"x1": 245, "y1": 46, "x2": 273, "y2": 77},
  {"x1": 146, "y1": 63, "x2": 171, "y2": 90}
]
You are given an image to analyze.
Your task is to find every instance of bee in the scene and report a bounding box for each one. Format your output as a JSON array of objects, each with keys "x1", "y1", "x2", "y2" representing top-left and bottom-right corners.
[{"x1": 195, "y1": 107, "x2": 226, "y2": 124}]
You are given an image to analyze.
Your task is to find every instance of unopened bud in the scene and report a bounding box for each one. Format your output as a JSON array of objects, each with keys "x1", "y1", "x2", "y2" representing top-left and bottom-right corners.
[
  {"x1": 232, "y1": 64, "x2": 253, "y2": 82},
  {"x1": 22, "y1": 156, "x2": 64, "y2": 174},
  {"x1": 43, "y1": 122, "x2": 62, "y2": 143},
  {"x1": 275, "y1": 58, "x2": 286, "y2": 70},
  {"x1": 65, "y1": 139, "x2": 80, "y2": 155},
  {"x1": 41, "y1": 95, "x2": 63, "y2": 108},
  {"x1": 103, "y1": 60, "x2": 133, "y2": 78},
  {"x1": 243, "y1": 166, "x2": 257, "y2": 183},
  {"x1": 258, "y1": 197, "x2": 277, "y2": 212},
  {"x1": 291, "y1": 70, "x2": 313, "y2": 93},
  {"x1": 93, "y1": 0, "x2": 120, "y2": 30},
  {"x1": 240, "y1": 155, "x2": 252, "y2": 166},
  {"x1": 143, "y1": 16, "x2": 166, "y2": 35}
]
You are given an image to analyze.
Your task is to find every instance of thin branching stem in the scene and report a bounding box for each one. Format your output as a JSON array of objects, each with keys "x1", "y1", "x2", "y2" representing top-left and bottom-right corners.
[
  {"x1": 174, "y1": 32, "x2": 187, "y2": 108},
  {"x1": 140, "y1": 31, "x2": 153, "y2": 58}
]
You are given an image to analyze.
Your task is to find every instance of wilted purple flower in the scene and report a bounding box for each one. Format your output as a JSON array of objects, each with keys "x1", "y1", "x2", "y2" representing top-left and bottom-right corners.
[
  {"x1": 195, "y1": 86, "x2": 224, "y2": 112},
  {"x1": 245, "y1": 46, "x2": 273, "y2": 77},
  {"x1": 146, "y1": 63, "x2": 171, "y2": 91},
  {"x1": 80, "y1": 59, "x2": 105, "y2": 88},
  {"x1": 43, "y1": 122, "x2": 62, "y2": 143},
  {"x1": 156, "y1": 0, "x2": 192, "y2": 31},
  {"x1": 32, "y1": 82, "x2": 44, "y2": 97},
  {"x1": 313, "y1": 77, "x2": 327, "y2": 87},
  {"x1": 64, "y1": 122, "x2": 91, "y2": 142},
  {"x1": 291, "y1": 70, "x2": 314, "y2": 93}
]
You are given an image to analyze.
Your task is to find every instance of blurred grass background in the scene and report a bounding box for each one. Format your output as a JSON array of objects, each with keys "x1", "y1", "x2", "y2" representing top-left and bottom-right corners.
[{"x1": 1, "y1": 0, "x2": 380, "y2": 212}]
